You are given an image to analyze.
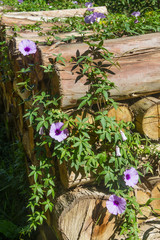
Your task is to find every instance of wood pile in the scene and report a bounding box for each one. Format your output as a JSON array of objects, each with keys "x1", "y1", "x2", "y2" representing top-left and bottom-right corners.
[{"x1": 0, "y1": 8, "x2": 160, "y2": 240}]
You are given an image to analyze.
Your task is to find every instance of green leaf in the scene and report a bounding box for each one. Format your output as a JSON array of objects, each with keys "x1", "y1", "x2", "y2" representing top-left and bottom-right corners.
[
  {"x1": 103, "y1": 90, "x2": 108, "y2": 100},
  {"x1": 105, "y1": 132, "x2": 111, "y2": 142},
  {"x1": 78, "y1": 99, "x2": 87, "y2": 109},
  {"x1": 44, "y1": 204, "x2": 49, "y2": 212},
  {"x1": 44, "y1": 121, "x2": 48, "y2": 129},
  {"x1": 100, "y1": 117, "x2": 106, "y2": 129}
]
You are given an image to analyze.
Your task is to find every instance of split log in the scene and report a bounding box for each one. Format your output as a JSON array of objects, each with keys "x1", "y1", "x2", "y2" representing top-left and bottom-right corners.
[
  {"x1": 136, "y1": 190, "x2": 151, "y2": 224},
  {"x1": 150, "y1": 182, "x2": 160, "y2": 214},
  {"x1": 139, "y1": 218, "x2": 160, "y2": 240},
  {"x1": 107, "y1": 104, "x2": 133, "y2": 123},
  {"x1": 129, "y1": 189, "x2": 151, "y2": 224},
  {"x1": 1, "y1": 7, "x2": 108, "y2": 24},
  {"x1": 50, "y1": 187, "x2": 119, "y2": 240},
  {"x1": 130, "y1": 97, "x2": 160, "y2": 140}
]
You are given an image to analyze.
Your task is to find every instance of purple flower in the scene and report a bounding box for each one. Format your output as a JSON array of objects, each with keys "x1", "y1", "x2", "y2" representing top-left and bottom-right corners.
[
  {"x1": 87, "y1": 8, "x2": 94, "y2": 11},
  {"x1": 85, "y1": 13, "x2": 96, "y2": 24},
  {"x1": 120, "y1": 130, "x2": 127, "y2": 141},
  {"x1": 85, "y1": 2, "x2": 93, "y2": 8},
  {"x1": 124, "y1": 167, "x2": 139, "y2": 187},
  {"x1": 39, "y1": 127, "x2": 44, "y2": 135},
  {"x1": 134, "y1": 19, "x2": 139, "y2": 24},
  {"x1": 0, "y1": 1, "x2": 3, "y2": 4},
  {"x1": 19, "y1": 39, "x2": 37, "y2": 56},
  {"x1": 85, "y1": 12, "x2": 106, "y2": 24},
  {"x1": 131, "y1": 11, "x2": 140, "y2": 17},
  {"x1": 94, "y1": 12, "x2": 106, "y2": 22},
  {"x1": 49, "y1": 122, "x2": 69, "y2": 142},
  {"x1": 72, "y1": 1, "x2": 78, "y2": 4},
  {"x1": 106, "y1": 195, "x2": 126, "y2": 215},
  {"x1": 115, "y1": 146, "x2": 121, "y2": 157},
  {"x1": 18, "y1": 0, "x2": 23, "y2": 3}
]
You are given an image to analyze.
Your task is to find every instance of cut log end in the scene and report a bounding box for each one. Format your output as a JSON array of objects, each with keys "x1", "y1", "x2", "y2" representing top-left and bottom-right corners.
[
  {"x1": 131, "y1": 97, "x2": 160, "y2": 140},
  {"x1": 107, "y1": 104, "x2": 133, "y2": 123},
  {"x1": 51, "y1": 188, "x2": 120, "y2": 240}
]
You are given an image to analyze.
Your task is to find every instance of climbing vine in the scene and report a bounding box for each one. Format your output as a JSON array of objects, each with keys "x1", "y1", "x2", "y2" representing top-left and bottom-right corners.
[{"x1": 17, "y1": 37, "x2": 155, "y2": 240}]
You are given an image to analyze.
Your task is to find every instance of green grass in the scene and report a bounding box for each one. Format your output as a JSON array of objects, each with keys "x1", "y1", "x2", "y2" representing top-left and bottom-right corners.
[
  {"x1": 39, "y1": 10, "x2": 160, "y2": 40},
  {"x1": 0, "y1": 121, "x2": 36, "y2": 240}
]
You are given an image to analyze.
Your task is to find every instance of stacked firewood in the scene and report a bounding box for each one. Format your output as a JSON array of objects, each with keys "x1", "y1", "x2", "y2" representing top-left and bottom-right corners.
[{"x1": 0, "y1": 8, "x2": 160, "y2": 240}]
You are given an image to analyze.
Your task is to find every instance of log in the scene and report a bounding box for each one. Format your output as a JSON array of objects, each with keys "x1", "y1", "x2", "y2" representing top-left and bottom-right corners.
[
  {"x1": 37, "y1": 33, "x2": 160, "y2": 109},
  {"x1": 150, "y1": 182, "x2": 160, "y2": 214},
  {"x1": 136, "y1": 190, "x2": 151, "y2": 224},
  {"x1": 129, "y1": 189, "x2": 151, "y2": 224},
  {"x1": 130, "y1": 97, "x2": 160, "y2": 140},
  {"x1": 1, "y1": 7, "x2": 108, "y2": 24},
  {"x1": 50, "y1": 187, "x2": 119, "y2": 240},
  {"x1": 107, "y1": 104, "x2": 133, "y2": 123}
]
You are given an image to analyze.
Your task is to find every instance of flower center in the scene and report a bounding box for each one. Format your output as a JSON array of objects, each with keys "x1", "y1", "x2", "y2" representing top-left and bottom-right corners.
[
  {"x1": 55, "y1": 129, "x2": 61, "y2": 135},
  {"x1": 113, "y1": 200, "x2": 119, "y2": 206},
  {"x1": 24, "y1": 47, "x2": 31, "y2": 52},
  {"x1": 126, "y1": 174, "x2": 130, "y2": 180}
]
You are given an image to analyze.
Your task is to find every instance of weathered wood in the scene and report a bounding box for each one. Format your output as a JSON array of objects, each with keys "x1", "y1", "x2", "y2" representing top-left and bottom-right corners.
[
  {"x1": 58, "y1": 161, "x2": 95, "y2": 189},
  {"x1": 130, "y1": 97, "x2": 160, "y2": 140},
  {"x1": 150, "y1": 182, "x2": 160, "y2": 214},
  {"x1": 1, "y1": 7, "x2": 108, "y2": 25},
  {"x1": 136, "y1": 190, "x2": 151, "y2": 224},
  {"x1": 107, "y1": 104, "x2": 133, "y2": 123},
  {"x1": 139, "y1": 218, "x2": 160, "y2": 240},
  {"x1": 37, "y1": 33, "x2": 160, "y2": 109},
  {"x1": 2, "y1": 11, "x2": 160, "y2": 109},
  {"x1": 50, "y1": 187, "x2": 119, "y2": 240},
  {"x1": 129, "y1": 189, "x2": 151, "y2": 224},
  {"x1": 1, "y1": 9, "x2": 160, "y2": 240}
]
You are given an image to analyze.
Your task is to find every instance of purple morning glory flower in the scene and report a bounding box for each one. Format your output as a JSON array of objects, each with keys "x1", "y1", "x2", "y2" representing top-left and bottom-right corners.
[
  {"x1": 49, "y1": 122, "x2": 69, "y2": 142},
  {"x1": 85, "y1": 2, "x2": 93, "y2": 8},
  {"x1": 84, "y1": 13, "x2": 96, "y2": 24},
  {"x1": 120, "y1": 130, "x2": 127, "y2": 141},
  {"x1": 72, "y1": 1, "x2": 78, "y2": 4},
  {"x1": 85, "y1": 12, "x2": 106, "y2": 24},
  {"x1": 19, "y1": 39, "x2": 37, "y2": 56},
  {"x1": 18, "y1": 0, "x2": 23, "y2": 3},
  {"x1": 94, "y1": 12, "x2": 106, "y2": 22},
  {"x1": 39, "y1": 127, "x2": 44, "y2": 135},
  {"x1": 106, "y1": 195, "x2": 126, "y2": 215},
  {"x1": 87, "y1": 8, "x2": 94, "y2": 11},
  {"x1": 124, "y1": 167, "x2": 139, "y2": 187},
  {"x1": 115, "y1": 146, "x2": 121, "y2": 157},
  {"x1": 131, "y1": 11, "x2": 140, "y2": 17}
]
